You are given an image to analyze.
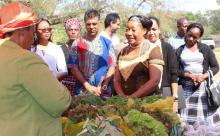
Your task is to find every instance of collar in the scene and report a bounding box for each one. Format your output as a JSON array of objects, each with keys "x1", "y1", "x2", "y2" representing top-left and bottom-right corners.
[
  {"x1": 0, "y1": 39, "x2": 23, "y2": 49},
  {"x1": 174, "y1": 33, "x2": 184, "y2": 39}
]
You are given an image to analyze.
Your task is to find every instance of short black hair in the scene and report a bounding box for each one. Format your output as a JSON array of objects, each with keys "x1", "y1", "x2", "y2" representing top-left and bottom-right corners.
[
  {"x1": 128, "y1": 15, "x2": 152, "y2": 30},
  {"x1": 104, "y1": 13, "x2": 120, "y2": 28},
  {"x1": 187, "y1": 22, "x2": 204, "y2": 37},
  {"x1": 177, "y1": 18, "x2": 188, "y2": 26},
  {"x1": 84, "y1": 9, "x2": 100, "y2": 22},
  {"x1": 148, "y1": 16, "x2": 160, "y2": 27}
]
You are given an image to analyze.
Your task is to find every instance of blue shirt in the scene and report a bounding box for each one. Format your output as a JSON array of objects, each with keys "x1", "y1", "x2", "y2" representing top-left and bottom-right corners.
[{"x1": 168, "y1": 33, "x2": 185, "y2": 51}]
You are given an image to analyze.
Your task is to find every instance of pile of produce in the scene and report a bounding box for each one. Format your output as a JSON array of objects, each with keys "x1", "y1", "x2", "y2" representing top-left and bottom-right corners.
[{"x1": 62, "y1": 92, "x2": 183, "y2": 136}]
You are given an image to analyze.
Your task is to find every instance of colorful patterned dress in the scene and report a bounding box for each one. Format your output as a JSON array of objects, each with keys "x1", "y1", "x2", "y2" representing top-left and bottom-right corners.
[
  {"x1": 68, "y1": 35, "x2": 116, "y2": 95},
  {"x1": 118, "y1": 39, "x2": 164, "y2": 96}
]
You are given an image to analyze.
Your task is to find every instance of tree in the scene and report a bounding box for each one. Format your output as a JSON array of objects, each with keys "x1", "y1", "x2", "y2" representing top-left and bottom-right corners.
[
  {"x1": 206, "y1": 10, "x2": 220, "y2": 35},
  {"x1": 0, "y1": 0, "x2": 59, "y2": 18},
  {"x1": 137, "y1": 0, "x2": 165, "y2": 12}
]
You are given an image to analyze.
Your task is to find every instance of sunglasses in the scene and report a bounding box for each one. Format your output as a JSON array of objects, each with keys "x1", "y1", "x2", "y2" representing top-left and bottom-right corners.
[{"x1": 37, "y1": 28, "x2": 52, "y2": 33}]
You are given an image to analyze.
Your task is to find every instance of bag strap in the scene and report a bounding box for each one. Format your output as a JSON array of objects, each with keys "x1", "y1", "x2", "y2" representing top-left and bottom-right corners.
[
  {"x1": 207, "y1": 70, "x2": 214, "y2": 87},
  {"x1": 209, "y1": 70, "x2": 214, "y2": 78}
]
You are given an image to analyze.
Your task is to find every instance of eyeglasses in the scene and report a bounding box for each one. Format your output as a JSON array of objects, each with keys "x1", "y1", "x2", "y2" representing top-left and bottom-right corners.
[{"x1": 37, "y1": 28, "x2": 52, "y2": 33}]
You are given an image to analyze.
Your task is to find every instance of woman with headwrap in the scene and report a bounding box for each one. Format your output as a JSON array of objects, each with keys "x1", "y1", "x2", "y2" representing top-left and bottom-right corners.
[
  {"x1": 61, "y1": 18, "x2": 82, "y2": 95},
  {"x1": 114, "y1": 15, "x2": 164, "y2": 97},
  {"x1": 0, "y1": 2, "x2": 71, "y2": 136},
  {"x1": 62, "y1": 18, "x2": 82, "y2": 61}
]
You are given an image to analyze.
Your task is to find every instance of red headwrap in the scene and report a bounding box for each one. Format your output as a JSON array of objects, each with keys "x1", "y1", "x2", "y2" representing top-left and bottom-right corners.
[
  {"x1": 0, "y1": 2, "x2": 38, "y2": 38},
  {"x1": 64, "y1": 18, "x2": 82, "y2": 30}
]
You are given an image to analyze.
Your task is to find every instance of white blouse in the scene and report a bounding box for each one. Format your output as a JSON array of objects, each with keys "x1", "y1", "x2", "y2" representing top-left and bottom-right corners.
[
  {"x1": 181, "y1": 46, "x2": 204, "y2": 74},
  {"x1": 31, "y1": 42, "x2": 67, "y2": 76}
]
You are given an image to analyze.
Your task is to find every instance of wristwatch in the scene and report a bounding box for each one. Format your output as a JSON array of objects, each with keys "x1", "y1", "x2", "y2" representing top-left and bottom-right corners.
[{"x1": 102, "y1": 84, "x2": 108, "y2": 91}]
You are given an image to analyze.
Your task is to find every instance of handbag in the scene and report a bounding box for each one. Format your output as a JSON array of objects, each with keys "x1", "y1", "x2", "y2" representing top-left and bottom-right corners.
[{"x1": 206, "y1": 70, "x2": 220, "y2": 107}]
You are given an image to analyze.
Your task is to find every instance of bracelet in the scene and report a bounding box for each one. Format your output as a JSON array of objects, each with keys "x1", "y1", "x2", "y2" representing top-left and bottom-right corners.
[
  {"x1": 173, "y1": 97, "x2": 179, "y2": 101},
  {"x1": 102, "y1": 84, "x2": 108, "y2": 91}
]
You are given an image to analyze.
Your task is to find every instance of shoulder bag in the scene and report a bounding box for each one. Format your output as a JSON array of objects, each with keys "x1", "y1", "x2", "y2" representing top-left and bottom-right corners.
[{"x1": 206, "y1": 70, "x2": 220, "y2": 107}]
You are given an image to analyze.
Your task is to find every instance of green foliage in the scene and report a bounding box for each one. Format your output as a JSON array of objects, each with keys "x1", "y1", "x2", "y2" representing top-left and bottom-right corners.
[
  {"x1": 141, "y1": 95, "x2": 161, "y2": 104},
  {"x1": 75, "y1": 118, "x2": 124, "y2": 136},
  {"x1": 62, "y1": 119, "x2": 84, "y2": 136},
  {"x1": 79, "y1": 92, "x2": 104, "y2": 106},
  {"x1": 105, "y1": 96, "x2": 128, "y2": 105},
  {"x1": 66, "y1": 92, "x2": 104, "y2": 123},
  {"x1": 124, "y1": 109, "x2": 168, "y2": 136},
  {"x1": 98, "y1": 96, "x2": 132, "y2": 116},
  {"x1": 2, "y1": 0, "x2": 220, "y2": 39},
  {"x1": 64, "y1": 95, "x2": 181, "y2": 135},
  {"x1": 52, "y1": 24, "x2": 67, "y2": 44},
  {"x1": 67, "y1": 103, "x2": 98, "y2": 123},
  {"x1": 141, "y1": 97, "x2": 180, "y2": 133},
  {"x1": 147, "y1": 109, "x2": 180, "y2": 131},
  {"x1": 207, "y1": 10, "x2": 220, "y2": 35}
]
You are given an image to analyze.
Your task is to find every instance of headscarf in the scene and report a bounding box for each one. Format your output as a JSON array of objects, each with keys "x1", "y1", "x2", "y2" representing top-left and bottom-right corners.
[
  {"x1": 64, "y1": 18, "x2": 82, "y2": 30},
  {"x1": 0, "y1": 2, "x2": 38, "y2": 38}
]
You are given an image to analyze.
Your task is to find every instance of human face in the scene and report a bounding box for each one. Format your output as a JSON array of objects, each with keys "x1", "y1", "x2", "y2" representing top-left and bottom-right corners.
[
  {"x1": 66, "y1": 24, "x2": 81, "y2": 41},
  {"x1": 125, "y1": 21, "x2": 146, "y2": 46},
  {"x1": 177, "y1": 19, "x2": 189, "y2": 36},
  {"x1": 22, "y1": 25, "x2": 35, "y2": 50},
  {"x1": 110, "y1": 19, "x2": 120, "y2": 34},
  {"x1": 85, "y1": 17, "x2": 100, "y2": 37},
  {"x1": 37, "y1": 20, "x2": 52, "y2": 41},
  {"x1": 146, "y1": 19, "x2": 160, "y2": 43},
  {"x1": 185, "y1": 27, "x2": 201, "y2": 47}
]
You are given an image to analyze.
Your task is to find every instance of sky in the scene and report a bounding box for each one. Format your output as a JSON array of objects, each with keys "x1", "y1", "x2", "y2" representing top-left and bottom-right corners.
[
  {"x1": 118, "y1": 0, "x2": 220, "y2": 13},
  {"x1": 57, "y1": 0, "x2": 220, "y2": 14},
  {"x1": 165, "y1": 0, "x2": 220, "y2": 13}
]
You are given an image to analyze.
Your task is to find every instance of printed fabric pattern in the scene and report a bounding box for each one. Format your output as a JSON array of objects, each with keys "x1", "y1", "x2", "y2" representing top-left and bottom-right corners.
[{"x1": 68, "y1": 35, "x2": 116, "y2": 95}]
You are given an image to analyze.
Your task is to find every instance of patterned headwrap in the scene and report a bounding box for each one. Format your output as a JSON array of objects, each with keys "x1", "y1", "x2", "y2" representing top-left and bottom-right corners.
[
  {"x1": 64, "y1": 18, "x2": 82, "y2": 30},
  {"x1": 0, "y1": 2, "x2": 38, "y2": 38}
]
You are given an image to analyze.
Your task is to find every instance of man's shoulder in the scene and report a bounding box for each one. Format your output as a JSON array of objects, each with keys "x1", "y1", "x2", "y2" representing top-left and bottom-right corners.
[
  {"x1": 19, "y1": 49, "x2": 45, "y2": 61},
  {"x1": 99, "y1": 31, "x2": 109, "y2": 39},
  {"x1": 99, "y1": 34, "x2": 112, "y2": 45},
  {"x1": 168, "y1": 33, "x2": 179, "y2": 40},
  {"x1": 0, "y1": 41, "x2": 47, "y2": 74},
  {"x1": 48, "y1": 42, "x2": 62, "y2": 49},
  {"x1": 5, "y1": 47, "x2": 45, "y2": 65}
]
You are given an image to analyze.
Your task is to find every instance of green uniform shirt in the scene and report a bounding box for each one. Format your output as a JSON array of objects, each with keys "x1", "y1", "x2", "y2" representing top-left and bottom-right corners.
[{"x1": 0, "y1": 39, "x2": 72, "y2": 136}]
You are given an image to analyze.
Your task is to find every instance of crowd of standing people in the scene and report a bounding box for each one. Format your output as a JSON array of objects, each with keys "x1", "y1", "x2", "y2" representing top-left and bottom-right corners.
[{"x1": 0, "y1": 2, "x2": 220, "y2": 136}]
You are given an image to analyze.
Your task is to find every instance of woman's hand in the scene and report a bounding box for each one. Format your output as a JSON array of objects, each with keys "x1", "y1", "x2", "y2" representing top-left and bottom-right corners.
[
  {"x1": 185, "y1": 72, "x2": 197, "y2": 84},
  {"x1": 189, "y1": 73, "x2": 197, "y2": 83},
  {"x1": 84, "y1": 82, "x2": 101, "y2": 96},
  {"x1": 173, "y1": 100, "x2": 178, "y2": 113},
  {"x1": 196, "y1": 73, "x2": 208, "y2": 83}
]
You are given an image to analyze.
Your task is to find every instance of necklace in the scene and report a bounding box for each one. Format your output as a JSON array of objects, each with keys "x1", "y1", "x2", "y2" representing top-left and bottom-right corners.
[{"x1": 129, "y1": 44, "x2": 140, "y2": 49}]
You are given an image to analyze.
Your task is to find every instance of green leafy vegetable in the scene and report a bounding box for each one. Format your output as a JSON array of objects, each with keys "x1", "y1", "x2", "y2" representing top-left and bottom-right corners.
[{"x1": 124, "y1": 109, "x2": 168, "y2": 136}]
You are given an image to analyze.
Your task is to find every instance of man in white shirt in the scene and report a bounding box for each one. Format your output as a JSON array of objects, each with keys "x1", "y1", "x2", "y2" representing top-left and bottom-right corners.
[
  {"x1": 100, "y1": 13, "x2": 121, "y2": 56},
  {"x1": 168, "y1": 18, "x2": 189, "y2": 51}
]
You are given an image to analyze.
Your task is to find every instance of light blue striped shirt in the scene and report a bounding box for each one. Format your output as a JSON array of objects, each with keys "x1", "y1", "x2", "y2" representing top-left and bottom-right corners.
[{"x1": 168, "y1": 33, "x2": 185, "y2": 51}]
